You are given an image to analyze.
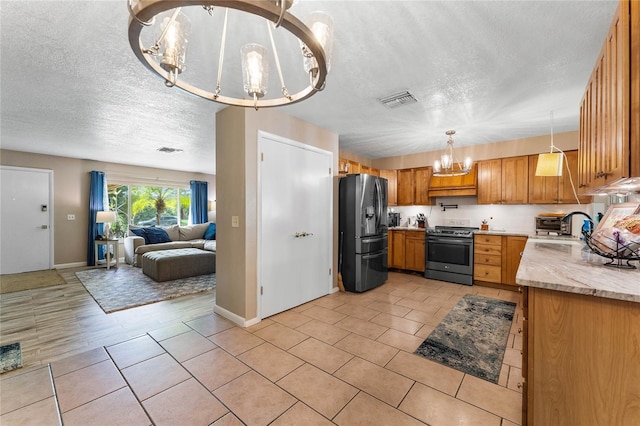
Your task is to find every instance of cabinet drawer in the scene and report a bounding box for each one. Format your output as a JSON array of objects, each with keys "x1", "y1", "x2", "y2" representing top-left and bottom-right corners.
[
  {"x1": 475, "y1": 234, "x2": 502, "y2": 245},
  {"x1": 474, "y1": 264, "x2": 501, "y2": 283},
  {"x1": 475, "y1": 254, "x2": 501, "y2": 266},
  {"x1": 474, "y1": 244, "x2": 502, "y2": 256}
]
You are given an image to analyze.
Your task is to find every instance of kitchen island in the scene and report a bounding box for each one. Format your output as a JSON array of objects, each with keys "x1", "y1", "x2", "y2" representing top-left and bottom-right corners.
[{"x1": 516, "y1": 238, "x2": 640, "y2": 425}]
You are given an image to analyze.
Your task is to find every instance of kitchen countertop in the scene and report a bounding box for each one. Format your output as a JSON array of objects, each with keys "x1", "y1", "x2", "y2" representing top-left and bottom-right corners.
[
  {"x1": 516, "y1": 238, "x2": 640, "y2": 303},
  {"x1": 388, "y1": 227, "x2": 426, "y2": 231},
  {"x1": 474, "y1": 230, "x2": 529, "y2": 237}
]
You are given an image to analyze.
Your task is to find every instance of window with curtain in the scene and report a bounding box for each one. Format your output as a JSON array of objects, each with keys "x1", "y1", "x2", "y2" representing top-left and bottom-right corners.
[{"x1": 107, "y1": 184, "x2": 191, "y2": 238}]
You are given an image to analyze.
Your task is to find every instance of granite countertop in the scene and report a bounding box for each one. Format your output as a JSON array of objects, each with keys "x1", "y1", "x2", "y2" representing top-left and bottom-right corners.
[{"x1": 516, "y1": 238, "x2": 640, "y2": 303}]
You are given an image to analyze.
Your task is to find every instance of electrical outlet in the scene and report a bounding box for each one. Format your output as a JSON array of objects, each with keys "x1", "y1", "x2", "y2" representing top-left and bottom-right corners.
[
  {"x1": 232, "y1": 216, "x2": 239, "y2": 228},
  {"x1": 67, "y1": 214, "x2": 76, "y2": 220}
]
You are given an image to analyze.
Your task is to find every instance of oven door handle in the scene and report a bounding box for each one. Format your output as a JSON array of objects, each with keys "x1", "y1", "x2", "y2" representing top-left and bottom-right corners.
[{"x1": 427, "y1": 237, "x2": 472, "y2": 245}]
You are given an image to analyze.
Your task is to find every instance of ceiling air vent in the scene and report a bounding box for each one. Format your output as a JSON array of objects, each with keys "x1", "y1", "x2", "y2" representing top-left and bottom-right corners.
[
  {"x1": 378, "y1": 91, "x2": 418, "y2": 109},
  {"x1": 157, "y1": 147, "x2": 184, "y2": 154}
]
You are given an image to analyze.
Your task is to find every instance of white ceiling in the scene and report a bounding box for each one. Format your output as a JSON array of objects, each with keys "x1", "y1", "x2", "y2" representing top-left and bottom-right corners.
[{"x1": 0, "y1": 1, "x2": 618, "y2": 175}]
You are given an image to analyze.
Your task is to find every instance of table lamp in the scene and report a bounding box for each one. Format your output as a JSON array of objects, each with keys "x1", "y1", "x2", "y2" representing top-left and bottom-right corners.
[{"x1": 96, "y1": 211, "x2": 117, "y2": 239}]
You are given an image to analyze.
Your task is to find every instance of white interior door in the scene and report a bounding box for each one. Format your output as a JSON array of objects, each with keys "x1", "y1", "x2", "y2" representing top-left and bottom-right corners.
[
  {"x1": 259, "y1": 133, "x2": 332, "y2": 318},
  {"x1": 0, "y1": 166, "x2": 53, "y2": 274}
]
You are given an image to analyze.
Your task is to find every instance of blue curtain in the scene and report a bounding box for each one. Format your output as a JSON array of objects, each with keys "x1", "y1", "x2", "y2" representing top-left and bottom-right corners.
[
  {"x1": 190, "y1": 180, "x2": 208, "y2": 224},
  {"x1": 87, "y1": 171, "x2": 106, "y2": 265}
]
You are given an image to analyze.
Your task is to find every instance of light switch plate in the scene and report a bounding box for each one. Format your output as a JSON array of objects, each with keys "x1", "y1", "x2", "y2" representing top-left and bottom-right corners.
[{"x1": 232, "y1": 216, "x2": 239, "y2": 227}]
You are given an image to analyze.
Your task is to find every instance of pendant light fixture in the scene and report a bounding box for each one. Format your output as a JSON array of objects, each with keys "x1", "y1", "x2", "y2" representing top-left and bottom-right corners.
[
  {"x1": 127, "y1": 0, "x2": 333, "y2": 110},
  {"x1": 535, "y1": 112, "x2": 564, "y2": 176},
  {"x1": 432, "y1": 130, "x2": 472, "y2": 177}
]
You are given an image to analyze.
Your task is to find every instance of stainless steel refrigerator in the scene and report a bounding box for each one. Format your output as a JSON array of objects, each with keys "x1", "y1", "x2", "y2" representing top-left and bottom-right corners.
[{"x1": 339, "y1": 174, "x2": 388, "y2": 292}]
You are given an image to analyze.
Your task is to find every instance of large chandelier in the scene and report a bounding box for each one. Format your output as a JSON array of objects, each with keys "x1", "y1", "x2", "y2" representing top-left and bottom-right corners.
[
  {"x1": 127, "y1": 0, "x2": 333, "y2": 109},
  {"x1": 432, "y1": 130, "x2": 472, "y2": 177}
]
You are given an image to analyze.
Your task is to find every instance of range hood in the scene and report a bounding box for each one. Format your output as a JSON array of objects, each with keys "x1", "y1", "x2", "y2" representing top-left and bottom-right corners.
[{"x1": 581, "y1": 177, "x2": 640, "y2": 196}]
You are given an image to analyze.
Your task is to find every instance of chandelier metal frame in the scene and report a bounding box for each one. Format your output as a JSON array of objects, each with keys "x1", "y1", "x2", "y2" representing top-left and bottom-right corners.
[{"x1": 127, "y1": 0, "x2": 329, "y2": 109}]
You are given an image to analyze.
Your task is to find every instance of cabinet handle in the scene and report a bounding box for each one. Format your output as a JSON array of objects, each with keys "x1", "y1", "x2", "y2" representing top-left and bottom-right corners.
[
  {"x1": 517, "y1": 382, "x2": 522, "y2": 389},
  {"x1": 518, "y1": 287, "x2": 522, "y2": 293},
  {"x1": 518, "y1": 328, "x2": 522, "y2": 334},
  {"x1": 520, "y1": 251, "x2": 524, "y2": 257},
  {"x1": 579, "y1": 183, "x2": 587, "y2": 188}
]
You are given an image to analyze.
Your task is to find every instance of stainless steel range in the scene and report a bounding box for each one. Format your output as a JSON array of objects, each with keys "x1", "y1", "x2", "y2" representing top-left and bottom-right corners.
[{"x1": 424, "y1": 226, "x2": 478, "y2": 285}]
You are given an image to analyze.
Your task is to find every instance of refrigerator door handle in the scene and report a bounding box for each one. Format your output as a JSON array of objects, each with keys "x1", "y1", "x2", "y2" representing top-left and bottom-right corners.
[
  {"x1": 360, "y1": 236, "x2": 387, "y2": 244},
  {"x1": 375, "y1": 178, "x2": 382, "y2": 232},
  {"x1": 362, "y1": 249, "x2": 387, "y2": 260}
]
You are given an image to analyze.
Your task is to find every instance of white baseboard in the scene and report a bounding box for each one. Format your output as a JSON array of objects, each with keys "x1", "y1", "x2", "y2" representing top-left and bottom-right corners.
[
  {"x1": 54, "y1": 261, "x2": 87, "y2": 269},
  {"x1": 213, "y1": 304, "x2": 260, "y2": 328}
]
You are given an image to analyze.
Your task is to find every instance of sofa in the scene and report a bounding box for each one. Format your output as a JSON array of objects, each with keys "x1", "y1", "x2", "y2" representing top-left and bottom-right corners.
[{"x1": 124, "y1": 222, "x2": 216, "y2": 267}]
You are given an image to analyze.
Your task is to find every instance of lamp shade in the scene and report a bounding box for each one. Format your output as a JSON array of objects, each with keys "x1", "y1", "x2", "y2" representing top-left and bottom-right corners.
[
  {"x1": 96, "y1": 211, "x2": 117, "y2": 223},
  {"x1": 535, "y1": 153, "x2": 563, "y2": 176}
]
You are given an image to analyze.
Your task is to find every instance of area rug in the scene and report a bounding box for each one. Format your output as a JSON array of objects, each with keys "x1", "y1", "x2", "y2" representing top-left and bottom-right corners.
[
  {"x1": 415, "y1": 294, "x2": 516, "y2": 383},
  {"x1": 0, "y1": 342, "x2": 23, "y2": 373},
  {"x1": 0, "y1": 269, "x2": 66, "y2": 294},
  {"x1": 75, "y1": 266, "x2": 215, "y2": 314}
]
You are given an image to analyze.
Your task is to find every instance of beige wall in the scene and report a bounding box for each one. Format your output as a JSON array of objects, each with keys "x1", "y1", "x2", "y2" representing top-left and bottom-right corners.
[
  {"x1": 0, "y1": 149, "x2": 215, "y2": 267},
  {"x1": 372, "y1": 131, "x2": 579, "y2": 170},
  {"x1": 216, "y1": 107, "x2": 339, "y2": 323}
]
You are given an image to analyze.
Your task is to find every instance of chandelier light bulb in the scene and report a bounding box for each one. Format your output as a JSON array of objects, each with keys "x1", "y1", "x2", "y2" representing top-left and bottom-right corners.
[
  {"x1": 441, "y1": 154, "x2": 452, "y2": 170},
  {"x1": 156, "y1": 10, "x2": 191, "y2": 80},
  {"x1": 301, "y1": 11, "x2": 334, "y2": 77},
  {"x1": 242, "y1": 44, "x2": 269, "y2": 99}
]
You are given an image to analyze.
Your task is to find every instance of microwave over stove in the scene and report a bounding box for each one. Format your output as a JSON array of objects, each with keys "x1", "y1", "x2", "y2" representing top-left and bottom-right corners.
[{"x1": 535, "y1": 215, "x2": 572, "y2": 235}]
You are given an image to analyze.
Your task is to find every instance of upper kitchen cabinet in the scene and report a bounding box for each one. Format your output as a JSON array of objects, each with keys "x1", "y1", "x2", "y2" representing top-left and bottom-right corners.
[
  {"x1": 414, "y1": 167, "x2": 435, "y2": 205},
  {"x1": 428, "y1": 164, "x2": 477, "y2": 198},
  {"x1": 397, "y1": 169, "x2": 415, "y2": 205},
  {"x1": 397, "y1": 167, "x2": 435, "y2": 206},
  {"x1": 478, "y1": 156, "x2": 529, "y2": 204},
  {"x1": 578, "y1": 0, "x2": 640, "y2": 193},
  {"x1": 380, "y1": 169, "x2": 398, "y2": 206},
  {"x1": 529, "y1": 150, "x2": 591, "y2": 204}
]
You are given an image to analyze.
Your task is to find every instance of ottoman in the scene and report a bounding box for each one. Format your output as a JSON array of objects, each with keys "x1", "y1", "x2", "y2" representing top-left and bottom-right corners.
[{"x1": 142, "y1": 248, "x2": 216, "y2": 282}]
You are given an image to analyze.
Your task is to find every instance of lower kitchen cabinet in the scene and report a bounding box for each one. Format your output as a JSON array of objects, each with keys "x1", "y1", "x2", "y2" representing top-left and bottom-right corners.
[
  {"x1": 521, "y1": 286, "x2": 640, "y2": 425},
  {"x1": 388, "y1": 230, "x2": 425, "y2": 272},
  {"x1": 389, "y1": 230, "x2": 405, "y2": 268},
  {"x1": 474, "y1": 234, "x2": 527, "y2": 286}
]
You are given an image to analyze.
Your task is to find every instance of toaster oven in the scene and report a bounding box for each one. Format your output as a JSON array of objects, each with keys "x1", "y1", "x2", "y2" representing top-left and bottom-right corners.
[{"x1": 535, "y1": 215, "x2": 572, "y2": 235}]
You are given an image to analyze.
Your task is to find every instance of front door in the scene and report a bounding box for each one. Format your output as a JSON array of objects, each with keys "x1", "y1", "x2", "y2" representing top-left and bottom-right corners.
[
  {"x1": 259, "y1": 132, "x2": 333, "y2": 318},
  {"x1": 0, "y1": 166, "x2": 53, "y2": 274}
]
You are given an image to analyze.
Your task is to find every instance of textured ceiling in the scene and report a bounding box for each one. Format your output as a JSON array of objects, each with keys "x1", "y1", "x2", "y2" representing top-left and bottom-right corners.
[{"x1": 0, "y1": 1, "x2": 618, "y2": 174}]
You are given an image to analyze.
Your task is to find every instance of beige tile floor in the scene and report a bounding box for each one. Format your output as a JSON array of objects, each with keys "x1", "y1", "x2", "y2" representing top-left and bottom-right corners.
[{"x1": 0, "y1": 268, "x2": 523, "y2": 425}]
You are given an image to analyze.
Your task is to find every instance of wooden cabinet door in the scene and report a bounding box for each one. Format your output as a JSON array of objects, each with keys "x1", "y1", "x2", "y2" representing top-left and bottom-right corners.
[
  {"x1": 389, "y1": 231, "x2": 405, "y2": 269},
  {"x1": 559, "y1": 151, "x2": 591, "y2": 204},
  {"x1": 502, "y1": 156, "x2": 529, "y2": 204},
  {"x1": 578, "y1": 2, "x2": 632, "y2": 192},
  {"x1": 405, "y1": 232, "x2": 425, "y2": 272},
  {"x1": 347, "y1": 160, "x2": 361, "y2": 174},
  {"x1": 601, "y1": 4, "x2": 630, "y2": 185},
  {"x1": 379, "y1": 169, "x2": 397, "y2": 206},
  {"x1": 477, "y1": 159, "x2": 502, "y2": 204},
  {"x1": 414, "y1": 167, "x2": 434, "y2": 206},
  {"x1": 360, "y1": 165, "x2": 371, "y2": 175},
  {"x1": 503, "y1": 236, "x2": 527, "y2": 286},
  {"x1": 528, "y1": 155, "x2": 559, "y2": 204},
  {"x1": 370, "y1": 168, "x2": 380, "y2": 177},
  {"x1": 397, "y1": 169, "x2": 415, "y2": 205}
]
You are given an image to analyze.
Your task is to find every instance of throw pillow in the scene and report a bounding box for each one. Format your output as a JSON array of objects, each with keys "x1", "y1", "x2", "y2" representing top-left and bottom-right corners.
[
  {"x1": 204, "y1": 223, "x2": 216, "y2": 240},
  {"x1": 130, "y1": 227, "x2": 150, "y2": 244},
  {"x1": 145, "y1": 227, "x2": 172, "y2": 244}
]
